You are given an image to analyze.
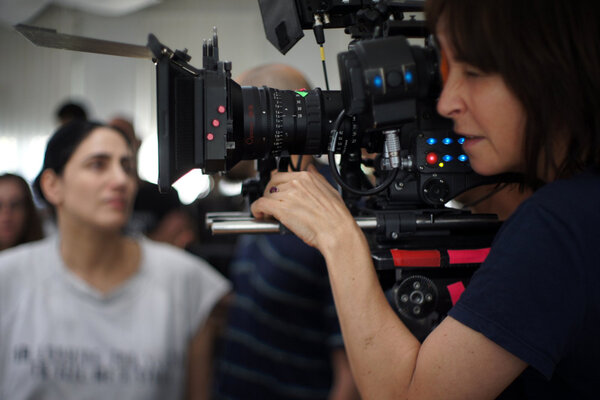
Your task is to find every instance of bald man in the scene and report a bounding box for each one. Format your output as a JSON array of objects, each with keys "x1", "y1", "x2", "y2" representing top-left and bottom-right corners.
[{"x1": 211, "y1": 64, "x2": 359, "y2": 400}]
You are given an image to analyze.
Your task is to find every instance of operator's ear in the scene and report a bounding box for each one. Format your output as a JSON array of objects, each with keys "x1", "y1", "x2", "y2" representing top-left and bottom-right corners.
[{"x1": 40, "y1": 169, "x2": 63, "y2": 207}]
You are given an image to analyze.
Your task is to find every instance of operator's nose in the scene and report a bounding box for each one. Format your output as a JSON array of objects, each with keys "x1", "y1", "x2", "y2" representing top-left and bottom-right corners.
[{"x1": 436, "y1": 72, "x2": 466, "y2": 120}]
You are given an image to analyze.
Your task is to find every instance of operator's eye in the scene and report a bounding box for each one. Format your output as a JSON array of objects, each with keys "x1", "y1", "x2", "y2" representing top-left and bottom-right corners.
[{"x1": 463, "y1": 65, "x2": 485, "y2": 78}]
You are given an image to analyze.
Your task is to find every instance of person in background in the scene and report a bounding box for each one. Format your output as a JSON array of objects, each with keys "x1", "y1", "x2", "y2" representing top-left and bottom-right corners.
[
  {"x1": 108, "y1": 116, "x2": 196, "y2": 249},
  {"x1": 249, "y1": 0, "x2": 600, "y2": 398},
  {"x1": 0, "y1": 173, "x2": 44, "y2": 251},
  {"x1": 55, "y1": 100, "x2": 88, "y2": 125},
  {"x1": 211, "y1": 63, "x2": 360, "y2": 400},
  {"x1": 0, "y1": 120, "x2": 231, "y2": 399}
]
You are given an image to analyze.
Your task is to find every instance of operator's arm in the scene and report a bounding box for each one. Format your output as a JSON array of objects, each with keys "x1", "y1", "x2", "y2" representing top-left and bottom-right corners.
[
  {"x1": 186, "y1": 294, "x2": 232, "y2": 400},
  {"x1": 251, "y1": 166, "x2": 527, "y2": 399}
]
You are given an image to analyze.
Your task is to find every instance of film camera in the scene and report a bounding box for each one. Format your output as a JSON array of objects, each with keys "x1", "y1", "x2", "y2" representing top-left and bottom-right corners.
[{"x1": 148, "y1": 0, "x2": 512, "y2": 340}]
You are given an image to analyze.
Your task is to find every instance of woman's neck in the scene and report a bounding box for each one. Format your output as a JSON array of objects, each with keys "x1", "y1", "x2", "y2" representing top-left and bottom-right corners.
[{"x1": 57, "y1": 215, "x2": 140, "y2": 293}]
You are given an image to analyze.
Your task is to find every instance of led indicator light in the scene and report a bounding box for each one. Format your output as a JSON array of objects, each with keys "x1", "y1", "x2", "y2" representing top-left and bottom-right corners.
[
  {"x1": 442, "y1": 137, "x2": 453, "y2": 145},
  {"x1": 457, "y1": 137, "x2": 465, "y2": 144},
  {"x1": 374, "y1": 75, "x2": 383, "y2": 88},
  {"x1": 405, "y1": 71, "x2": 413, "y2": 84},
  {"x1": 212, "y1": 119, "x2": 220, "y2": 127},
  {"x1": 207, "y1": 133, "x2": 214, "y2": 141},
  {"x1": 443, "y1": 155, "x2": 453, "y2": 162},
  {"x1": 426, "y1": 152, "x2": 438, "y2": 165},
  {"x1": 426, "y1": 138, "x2": 437, "y2": 145},
  {"x1": 217, "y1": 105, "x2": 226, "y2": 114},
  {"x1": 295, "y1": 90, "x2": 309, "y2": 98},
  {"x1": 438, "y1": 162, "x2": 445, "y2": 168},
  {"x1": 458, "y1": 154, "x2": 468, "y2": 162}
]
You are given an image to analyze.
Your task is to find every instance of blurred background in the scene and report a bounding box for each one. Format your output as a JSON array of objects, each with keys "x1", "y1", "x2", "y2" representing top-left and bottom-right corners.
[{"x1": 0, "y1": 0, "x2": 353, "y2": 199}]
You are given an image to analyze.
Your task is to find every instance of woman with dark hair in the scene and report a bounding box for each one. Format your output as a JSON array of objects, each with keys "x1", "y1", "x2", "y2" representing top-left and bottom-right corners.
[
  {"x1": 0, "y1": 120, "x2": 231, "y2": 399},
  {"x1": 249, "y1": 0, "x2": 600, "y2": 398},
  {"x1": 0, "y1": 173, "x2": 44, "y2": 250}
]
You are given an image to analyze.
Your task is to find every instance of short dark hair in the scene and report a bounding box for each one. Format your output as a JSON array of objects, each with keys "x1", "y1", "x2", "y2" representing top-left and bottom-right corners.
[
  {"x1": 33, "y1": 120, "x2": 133, "y2": 212},
  {"x1": 0, "y1": 173, "x2": 44, "y2": 246},
  {"x1": 426, "y1": 0, "x2": 600, "y2": 188},
  {"x1": 56, "y1": 101, "x2": 88, "y2": 124}
]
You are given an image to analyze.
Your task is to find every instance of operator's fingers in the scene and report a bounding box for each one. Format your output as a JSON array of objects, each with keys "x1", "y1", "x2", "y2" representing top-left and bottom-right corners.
[
  {"x1": 253, "y1": 168, "x2": 359, "y2": 250},
  {"x1": 264, "y1": 164, "x2": 340, "y2": 200}
]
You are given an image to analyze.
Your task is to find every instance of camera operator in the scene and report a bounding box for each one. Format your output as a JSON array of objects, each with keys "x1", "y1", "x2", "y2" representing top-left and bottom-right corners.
[{"x1": 250, "y1": 0, "x2": 600, "y2": 398}]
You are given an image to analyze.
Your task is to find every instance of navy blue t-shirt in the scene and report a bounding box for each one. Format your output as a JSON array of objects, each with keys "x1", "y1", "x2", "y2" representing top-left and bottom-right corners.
[{"x1": 449, "y1": 170, "x2": 600, "y2": 399}]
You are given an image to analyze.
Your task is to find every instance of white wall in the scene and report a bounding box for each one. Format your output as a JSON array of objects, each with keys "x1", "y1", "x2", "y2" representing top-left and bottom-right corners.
[{"x1": 0, "y1": 0, "x2": 353, "y2": 182}]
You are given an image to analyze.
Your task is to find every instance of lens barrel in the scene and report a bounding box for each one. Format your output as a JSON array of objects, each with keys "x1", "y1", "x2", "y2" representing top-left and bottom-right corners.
[{"x1": 227, "y1": 84, "x2": 346, "y2": 166}]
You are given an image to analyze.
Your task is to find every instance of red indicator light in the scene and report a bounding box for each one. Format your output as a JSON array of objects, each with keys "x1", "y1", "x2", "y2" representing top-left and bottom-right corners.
[
  {"x1": 426, "y1": 152, "x2": 438, "y2": 165},
  {"x1": 212, "y1": 119, "x2": 220, "y2": 127},
  {"x1": 217, "y1": 105, "x2": 226, "y2": 114},
  {"x1": 207, "y1": 133, "x2": 214, "y2": 141}
]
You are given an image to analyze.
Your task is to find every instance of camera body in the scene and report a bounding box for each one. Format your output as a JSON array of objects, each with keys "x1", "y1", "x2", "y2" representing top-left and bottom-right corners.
[{"x1": 147, "y1": 0, "x2": 511, "y2": 340}]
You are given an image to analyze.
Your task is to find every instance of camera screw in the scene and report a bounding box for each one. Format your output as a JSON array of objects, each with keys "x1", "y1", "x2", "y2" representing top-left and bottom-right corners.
[
  {"x1": 391, "y1": 232, "x2": 399, "y2": 240},
  {"x1": 413, "y1": 306, "x2": 421, "y2": 315},
  {"x1": 394, "y1": 182, "x2": 405, "y2": 191}
]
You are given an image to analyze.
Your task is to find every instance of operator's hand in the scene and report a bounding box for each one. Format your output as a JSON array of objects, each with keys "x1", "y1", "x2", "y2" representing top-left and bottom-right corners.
[{"x1": 250, "y1": 164, "x2": 359, "y2": 251}]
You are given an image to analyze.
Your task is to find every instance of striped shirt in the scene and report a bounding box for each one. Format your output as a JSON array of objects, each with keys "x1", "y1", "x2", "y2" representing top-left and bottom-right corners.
[{"x1": 212, "y1": 233, "x2": 343, "y2": 400}]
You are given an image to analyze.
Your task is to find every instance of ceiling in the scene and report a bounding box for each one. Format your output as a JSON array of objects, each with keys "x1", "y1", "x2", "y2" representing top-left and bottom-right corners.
[{"x1": 0, "y1": 0, "x2": 160, "y2": 27}]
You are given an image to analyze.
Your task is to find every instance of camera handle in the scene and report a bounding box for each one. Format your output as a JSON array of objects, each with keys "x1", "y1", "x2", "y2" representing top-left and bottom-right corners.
[
  {"x1": 206, "y1": 212, "x2": 377, "y2": 234},
  {"x1": 205, "y1": 211, "x2": 499, "y2": 235}
]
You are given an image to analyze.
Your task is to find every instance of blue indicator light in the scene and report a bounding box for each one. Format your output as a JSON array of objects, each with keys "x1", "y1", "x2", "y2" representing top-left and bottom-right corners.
[
  {"x1": 457, "y1": 137, "x2": 465, "y2": 144},
  {"x1": 374, "y1": 75, "x2": 383, "y2": 88},
  {"x1": 426, "y1": 138, "x2": 437, "y2": 145},
  {"x1": 442, "y1": 137, "x2": 453, "y2": 145},
  {"x1": 405, "y1": 71, "x2": 413, "y2": 84},
  {"x1": 458, "y1": 154, "x2": 468, "y2": 162},
  {"x1": 442, "y1": 155, "x2": 453, "y2": 162}
]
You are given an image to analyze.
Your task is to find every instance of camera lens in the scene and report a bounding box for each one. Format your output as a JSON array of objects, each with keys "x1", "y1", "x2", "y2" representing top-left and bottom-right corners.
[{"x1": 226, "y1": 84, "x2": 346, "y2": 167}]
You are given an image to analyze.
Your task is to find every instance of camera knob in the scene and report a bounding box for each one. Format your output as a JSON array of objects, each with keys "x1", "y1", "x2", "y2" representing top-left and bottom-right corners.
[
  {"x1": 422, "y1": 177, "x2": 450, "y2": 205},
  {"x1": 387, "y1": 70, "x2": 404, "y2": 88},
  {"x1": 393, "y1": 275, "x2": 438, "y2": 320}
]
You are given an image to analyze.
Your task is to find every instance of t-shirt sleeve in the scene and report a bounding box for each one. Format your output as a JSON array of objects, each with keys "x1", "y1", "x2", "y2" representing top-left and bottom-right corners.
[
  {"x1": 448, "y1": 200, "x2": 587, "y2": 379},
  {"x1": 185, "y1": 256, "x2": 232, "y2": 336}
]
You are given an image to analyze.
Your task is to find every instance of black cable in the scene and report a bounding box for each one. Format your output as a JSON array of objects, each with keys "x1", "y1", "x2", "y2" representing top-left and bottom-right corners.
[
  {"x1": 460, "y1": 182, "x2": 509, "y2": 209},
  {"x1": 313, "y1": 16, "x2": 330, "y2": 91},
  {"x1": 328, "y1": 110, "x2": 399, "y2": 196},
  {"x1": 320, "y1": 46, "x2": 330, "y2": 91}
]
